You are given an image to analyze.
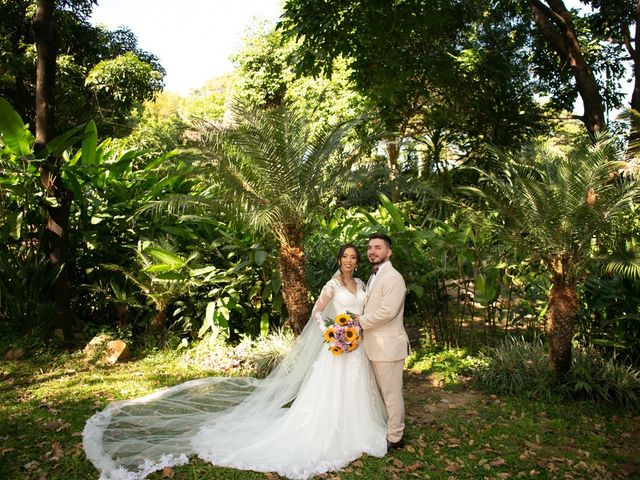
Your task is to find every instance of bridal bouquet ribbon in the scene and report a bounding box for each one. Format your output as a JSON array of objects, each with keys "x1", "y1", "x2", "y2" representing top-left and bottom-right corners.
[{"x1": 323, "y1": 312, "x2": 363, "y2": 356}]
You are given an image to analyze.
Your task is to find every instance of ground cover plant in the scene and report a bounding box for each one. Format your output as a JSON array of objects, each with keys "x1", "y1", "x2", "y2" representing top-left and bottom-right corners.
[{"x1": 1, "y1": 342, "x2": 638, "y2": 480}]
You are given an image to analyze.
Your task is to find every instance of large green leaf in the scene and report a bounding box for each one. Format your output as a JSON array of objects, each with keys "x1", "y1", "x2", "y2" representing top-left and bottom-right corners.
[
  {"x1": 81, "y1": 120, "x2": 98, "y2": 165},
  {"x1": 160, "y1": 225, "x2": 198, "y2": 240},
  {"x1": 143, "y1": 264, "x2": 178, "y2": 273},
  {"x1": 0, "y1": 97, "x2": 32, "y2": 156},
  {"x1": 407, "y1": 282, "x2": 424, "y2": 298},
  {"x1": 153, "y1": 271, "x2": 187, "y2": 281},
  {"x1": 62, "y1": 170, "x2": 85, "y2": 207},
  {"x1": 40, "y1": 123, "x2": 86, "y2": 158},
  {"x1": 7, "y1": 211, "x2": 23, "y2": 240},
  {"x1": 106, "y1": 154, "x2": 136, "y2": 177},
  {"x1": 144, "y1": 150, "x2": 179, "y2": 171},
  {"x1": 379, "y1": 193, "x2": 406, "y2": 232},
  {"x1": 271, "y1": 272, "x2": 281, "y2": 294},
  {"x1": 474, "y1": 269, "x2": 501, "y2": 306},
  {"x1": 254, "y1": 249, "x2": 268, "y2": 266},
  {"x1": 144, "y1": 247, "x2": 186, "y2": 266},
  {"x1": 198, "y1": 302, "x2": 216, "y2": 338},
  {"x1": 260, "y1": 312, "x2": 270, "y2": 337}
]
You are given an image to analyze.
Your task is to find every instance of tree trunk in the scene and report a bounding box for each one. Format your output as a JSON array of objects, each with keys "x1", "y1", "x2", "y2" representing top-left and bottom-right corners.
[
  {"x1": 151, "y1": 307, "x2": 167, "y2": 332},
  {"x1": 33, "y1": 0, "x2": 56, "y2": 151},
  {"x1": 115, "y1": 304, "x2": 129, "y2": 329},
  {"x1": 529, "y1": 0, "x2": 606, "y2": 134},
  {"x1": 631, "y1": 1, "x2": 640, "y2": 113},
  {"x1": 33, "y1": 0, "x2": 74, "y2": 340},
  {"x1": 546, "y1": 281, "x2": 579, "y2": 377},
  {"x1": 278, "y1": 244, "x2": 310, "y2": 334},
  {"x1": 385, "y1": 139, "x2": 400, "y2": 203},
  {"x1": 624, "y1": 1, "x2": 640, "y2": 154}
]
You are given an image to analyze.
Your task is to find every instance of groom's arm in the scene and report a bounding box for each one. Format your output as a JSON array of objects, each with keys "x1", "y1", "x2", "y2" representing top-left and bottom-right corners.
[{"x1": 358, "y1": 274, "x2": 405, "y2": 330}]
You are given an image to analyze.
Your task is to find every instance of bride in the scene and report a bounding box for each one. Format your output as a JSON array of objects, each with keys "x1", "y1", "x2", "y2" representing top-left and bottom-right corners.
[{"x1": 83, "y1": 243, "x2": 387, "y2": 480}]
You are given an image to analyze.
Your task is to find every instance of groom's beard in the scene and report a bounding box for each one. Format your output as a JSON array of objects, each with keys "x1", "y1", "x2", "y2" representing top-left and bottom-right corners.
[{"x1": 368, "y1": 256, "x2": 388, "y2": 266}]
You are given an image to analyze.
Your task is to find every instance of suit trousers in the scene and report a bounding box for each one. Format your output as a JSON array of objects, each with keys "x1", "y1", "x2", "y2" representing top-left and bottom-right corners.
[{"x1": 370, "y1": 359, "x2": 405, "y2": 443}]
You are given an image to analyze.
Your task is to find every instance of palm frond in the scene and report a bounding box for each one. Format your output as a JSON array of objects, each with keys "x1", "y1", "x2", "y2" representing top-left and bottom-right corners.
[
  {"x1": 135, "y1": 193, "x2": 218, "y2": 219},
  {"x1": 604, "y1": 259, "x2": 640, "y2": 280},
  {"x1": 101, "y1": 262, "x2": 150, "y2": 291},
  {"x1": 475, "y1": 132, "x2": 640, "y2": 278},
  {"x1": 193, "y1": 100, "x2": 361, "y2": 245}
]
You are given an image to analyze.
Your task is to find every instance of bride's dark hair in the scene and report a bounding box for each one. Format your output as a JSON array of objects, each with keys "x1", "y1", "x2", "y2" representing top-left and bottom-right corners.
[{"x1": 337, "y1": 243, "x2": 361, "y2": 266}]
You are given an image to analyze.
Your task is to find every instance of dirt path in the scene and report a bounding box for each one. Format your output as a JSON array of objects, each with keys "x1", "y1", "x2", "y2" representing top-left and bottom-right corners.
[{"x1": 403, "y1": 371, "x2": 485, "y2": 427}]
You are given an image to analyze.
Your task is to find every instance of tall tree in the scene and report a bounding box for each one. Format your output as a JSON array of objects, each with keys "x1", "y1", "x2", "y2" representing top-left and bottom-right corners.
[
  {"x1": 0, "y1": 0, "x2": 164, "y2": 136},
  {"x1": 583, "y1": 0, "x2": 640, "y2": 138},
  {"x1": 32, "y1": 0, "x2": 75, "y2": 338},
  {"x1": 281, "y1": 0, "x2": 636, "y2": 141},
  {"x1": 528, "y1": 0, "x2": 606, "y2": 134},
  {"x1": 231, "y1": 23, "x2": 365, "y2": 137},
  {"x1": 280, "y1": 0, "x2": 550, "y2": 201},
  {"x1": 33, "y1": 0, "x2": 56, "y2": 151},
  {"x1": 478, "y1": 135, "x2": 640, "y2": 376},
  {"x1": 281, "y1": 0, "x2": 469, "y2": 200}
]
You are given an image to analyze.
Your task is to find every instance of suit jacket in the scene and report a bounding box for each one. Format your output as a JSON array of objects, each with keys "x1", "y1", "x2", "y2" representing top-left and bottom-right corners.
[{"x1": 360, "y1": 261, "x2": 410, "y2": 362}]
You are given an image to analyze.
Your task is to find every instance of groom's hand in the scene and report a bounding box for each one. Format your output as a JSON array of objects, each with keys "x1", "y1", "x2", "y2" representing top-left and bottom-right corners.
[{"x1": 353, "y1": 313, "x2": 361, "y2": 323}]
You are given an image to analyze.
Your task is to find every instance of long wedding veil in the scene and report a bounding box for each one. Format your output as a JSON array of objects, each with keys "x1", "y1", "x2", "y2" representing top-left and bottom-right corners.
[{"x1": 83, "y1": 295, "x2": 335, "y2": 480}]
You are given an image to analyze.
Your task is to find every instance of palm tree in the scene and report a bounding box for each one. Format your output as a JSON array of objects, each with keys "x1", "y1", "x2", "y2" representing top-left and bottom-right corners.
[
  {"x1": 197, "y1": 102, "x2": 360, "y2": 333},
  {"x1": 478, "y1": 134, "x2": 640, "y2": 377}
]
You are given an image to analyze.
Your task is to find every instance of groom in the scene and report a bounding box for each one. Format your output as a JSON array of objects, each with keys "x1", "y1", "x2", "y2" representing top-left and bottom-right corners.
[{"x1": 355, "y1": 233, "x2": 409, "y2": 450}]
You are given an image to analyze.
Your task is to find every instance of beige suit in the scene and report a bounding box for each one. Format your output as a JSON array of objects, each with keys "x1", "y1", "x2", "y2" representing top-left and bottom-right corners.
[{"x1": 360, "y1": 261, "x2": 409, "y2": 443}]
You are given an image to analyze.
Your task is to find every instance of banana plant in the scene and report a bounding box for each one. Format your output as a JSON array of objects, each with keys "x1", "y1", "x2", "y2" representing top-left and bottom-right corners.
[{"x1": 0, "y1": 97, "x2": 97, "y2": 334}]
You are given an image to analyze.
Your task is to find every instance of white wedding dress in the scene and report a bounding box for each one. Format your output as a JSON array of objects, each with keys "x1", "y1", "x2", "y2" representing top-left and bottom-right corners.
[{"x1": 83, "y1": 277, "x2": 387, "y2": 480}]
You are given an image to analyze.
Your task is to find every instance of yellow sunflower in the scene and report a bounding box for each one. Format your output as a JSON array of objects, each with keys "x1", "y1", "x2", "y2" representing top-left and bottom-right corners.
[
  {"x1": 335, "y1": 313, "x2": 351, "y2": 326},
  {"x1": 347, "y1": 339, "x2": 359, "y2": 352},
  {"x1": 329, "y1": 345, "x2": 344, "y2": 356},
  {"x1": 323, "y1": 327, "x2": 336, "y2": 343},
  {"x1": 344, "y1": 327, "x2": 358, "y2": 342}
]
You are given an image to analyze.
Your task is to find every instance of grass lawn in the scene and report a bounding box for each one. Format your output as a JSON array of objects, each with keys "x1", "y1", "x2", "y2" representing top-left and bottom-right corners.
[{"x1": 1, "y1": 348, "x2": 638, "y2": 479}]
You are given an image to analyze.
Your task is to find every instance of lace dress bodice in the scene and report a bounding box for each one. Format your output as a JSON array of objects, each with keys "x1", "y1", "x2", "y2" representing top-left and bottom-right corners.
[{"x1": 311, "y1": 277, "x2": 366, "y2": 331}]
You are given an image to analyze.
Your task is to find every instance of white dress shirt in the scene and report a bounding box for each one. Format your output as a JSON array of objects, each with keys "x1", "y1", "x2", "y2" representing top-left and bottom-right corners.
[{"x1": 367, "y1": 260, "x2": 389, "y2": 291}]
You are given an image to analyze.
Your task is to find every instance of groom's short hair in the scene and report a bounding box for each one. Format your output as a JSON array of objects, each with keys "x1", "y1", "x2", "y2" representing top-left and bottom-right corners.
[{"x1": 369, "y1": 233, "x2": 392, "y2": 248}]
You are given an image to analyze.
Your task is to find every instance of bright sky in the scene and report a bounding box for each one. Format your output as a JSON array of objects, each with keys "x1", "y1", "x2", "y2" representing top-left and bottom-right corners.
[{"x1": 90, "y1": 0, "x2": 282, "y2": 95}]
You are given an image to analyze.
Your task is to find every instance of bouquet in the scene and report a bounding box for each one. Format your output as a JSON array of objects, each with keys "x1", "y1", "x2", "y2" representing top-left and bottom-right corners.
[{"x1": 323, "y1": 312, "x2": 363, "y2": 356}]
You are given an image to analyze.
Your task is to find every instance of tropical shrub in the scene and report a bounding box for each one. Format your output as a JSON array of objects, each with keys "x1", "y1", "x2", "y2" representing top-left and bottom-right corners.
[
  {"x1": 578, "y1": 272, "x2": 640, "y2": 365},
  {"x1": 474, "y1": 337, "x2": 640, "y2": 411},
  {"x1": 568, "y1": 346, "x2": 640, "y2": 411},
  {"x1": 306, "y1": 197, "x2": 551, "y2": 350},
  {"x1": 473, "y1": 337, "x2": 556, "y2": 400},
  {"x1": 0, "y1": 98, "x2": 87, "y2": 335}
]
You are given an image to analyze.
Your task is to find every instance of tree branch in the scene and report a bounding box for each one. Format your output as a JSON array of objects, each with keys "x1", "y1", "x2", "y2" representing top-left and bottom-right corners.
[
  {"x1": 623, "y1": 22, "x2": 636, "y2": 61},
  {"x1": 530, "y1": 0, "x2": 566, "y2": 26},
  {"x1": 529, "y1": 1, "x2": 569, "y2": 58}
]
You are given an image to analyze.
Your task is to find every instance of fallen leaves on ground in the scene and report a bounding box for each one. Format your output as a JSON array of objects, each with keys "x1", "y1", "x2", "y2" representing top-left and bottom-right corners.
[{"x1": 162, "y1": 466, "x2": 174, "y2": 478}]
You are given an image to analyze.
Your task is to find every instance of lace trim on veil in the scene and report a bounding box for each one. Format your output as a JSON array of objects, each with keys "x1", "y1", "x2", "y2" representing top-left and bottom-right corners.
[{"x1": 83, "y1": 304, "x2": 331, "y2": 480}]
